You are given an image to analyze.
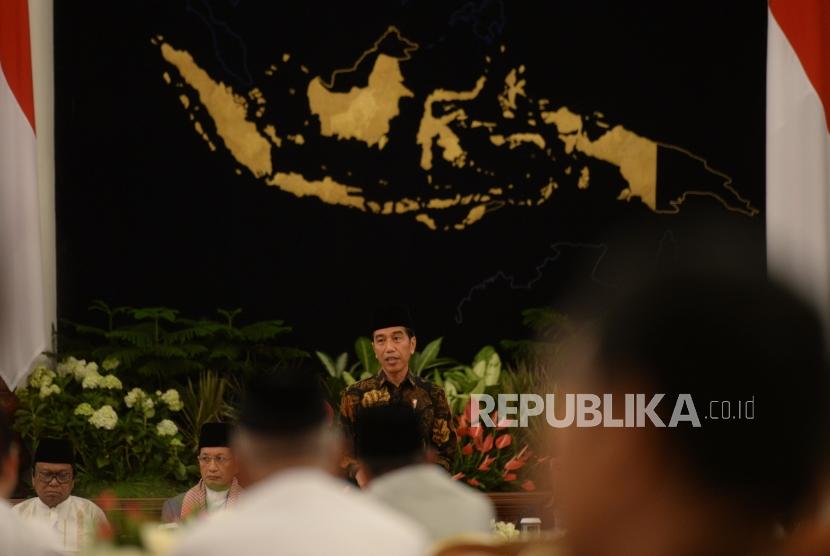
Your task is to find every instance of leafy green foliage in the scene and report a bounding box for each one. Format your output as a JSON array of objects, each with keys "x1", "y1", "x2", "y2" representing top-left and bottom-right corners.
[
  {"x1": 431, "y1": 346, "x2": 503, "y2": 415},
  {"x1": 60, "y1": 302, "x2": 307, "y2": 388},
  {"x1": 499, "y1": 307, "x2": 573, "y2": 368}
]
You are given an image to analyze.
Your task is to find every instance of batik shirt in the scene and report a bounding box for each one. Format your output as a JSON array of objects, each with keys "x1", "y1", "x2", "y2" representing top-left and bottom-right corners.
[{"x1": 339, "y1": 370, "x2": 456, "y2": 475}]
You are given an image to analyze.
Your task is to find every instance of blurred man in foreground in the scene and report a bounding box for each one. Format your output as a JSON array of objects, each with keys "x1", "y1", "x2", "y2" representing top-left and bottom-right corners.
[
  {"x1": 0, "y1": 412, "x2": 61, "y2": 555},
  {"x1": 14, "y1": 437, "x2": 108, "y2": 554},
  {"x1": 554, "y1": 269, "x2": 830, "y2": 556},
  {"x1": 162, "y1": 422, "x2": 242, "y2": 522},
  {"x1": 356, "y1": 404, "x2": 495, "y2": 541},
  {"x1": 171, "y1": 369, "x2": 427, "y2": 556}
]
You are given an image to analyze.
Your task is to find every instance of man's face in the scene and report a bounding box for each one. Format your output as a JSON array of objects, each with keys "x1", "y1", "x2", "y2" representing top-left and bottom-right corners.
[
  {"x1": 372, "y1": 327, "x2": 416, "y2": 374},
  {"x1": 33, "y1": 462, "x2": 73, "y2": 508},
  {"x1": 198, "y1": 447, "x2": 237, "y2": 490}
]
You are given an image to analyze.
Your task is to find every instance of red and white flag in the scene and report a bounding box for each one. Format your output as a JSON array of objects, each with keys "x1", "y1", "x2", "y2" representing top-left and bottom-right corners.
[
  {"x1": 0, "y1": 0, "x2": 47, "y2": 389},
  {"x1": 767, "y1": 0, "x2": 830, "y2": 326}
]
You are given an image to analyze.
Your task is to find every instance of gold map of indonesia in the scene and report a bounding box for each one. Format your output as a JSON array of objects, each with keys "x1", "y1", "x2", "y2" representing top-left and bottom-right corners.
[{"x1": 155, "y1": 26, "x2": 758, "y2": 231}]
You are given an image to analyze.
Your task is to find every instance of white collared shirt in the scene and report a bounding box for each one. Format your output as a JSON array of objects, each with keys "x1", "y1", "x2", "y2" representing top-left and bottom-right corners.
[
  {"x1": 171, "y1": 468, "x2": 428, "y2": 556},
  {"x1": 13, "y1": 495, "x2": 108, "y2": 554},
  {"x1": 367, "y1": 464, "x2": 496, "y2": 542}
]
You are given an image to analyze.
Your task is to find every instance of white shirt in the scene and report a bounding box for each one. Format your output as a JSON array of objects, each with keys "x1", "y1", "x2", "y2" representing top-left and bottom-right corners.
[
  {"x1": 205, "y1": 487, "x2": 230, "y2": 512},
  {"x1": 171, "y1": 468, "x2": 428, "y2": 556},
  {"x1": 1, "y1": 499, "x2": 62, "y2": 556},
  {"x1": 367, "y1": 464, "x2": 496, "y2": 542},
  {"x1": 13, "y1": 495, "x2": 108, "y2": 554}
]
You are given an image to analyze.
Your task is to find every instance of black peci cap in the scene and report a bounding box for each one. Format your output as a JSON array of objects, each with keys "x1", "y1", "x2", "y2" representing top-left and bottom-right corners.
[
  {"x1": 199, "y1": 422, "x2": 231, "y2": 449},
  {"x1": 371, "y1": 305, "x2": 415, "y2": 334},
  {"x1": 34, "y1": 438, "x2": 74, "y2": 465}
]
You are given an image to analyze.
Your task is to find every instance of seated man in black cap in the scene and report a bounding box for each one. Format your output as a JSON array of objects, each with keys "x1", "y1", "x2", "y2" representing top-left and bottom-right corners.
[
  {"x1": 340, "y1": 305, "x2": 456, "y2": 485},
  {"x1": 356, "y1": 405, "x2": 495, "y2": 542},
  {"x1": 162, "y1": 422, "x2": 242, "y2": 522},
  {"x1": 170, "y1": 368, "x2": 427, "y2": 556},
  {"x1": 13, "y1": 437, "x2": 107, "y2": 554},
  {"x1": 0, "y1": 412, "x2": 62, "y2": 555}
]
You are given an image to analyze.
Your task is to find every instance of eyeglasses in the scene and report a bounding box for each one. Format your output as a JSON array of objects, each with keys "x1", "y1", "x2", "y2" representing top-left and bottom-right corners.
[
  {"x1": 197, "y1": 455, "x2": 232, "y2": 465},
  {"x1": 35, "y1": 471, "x2": 73, "y2": 484}
]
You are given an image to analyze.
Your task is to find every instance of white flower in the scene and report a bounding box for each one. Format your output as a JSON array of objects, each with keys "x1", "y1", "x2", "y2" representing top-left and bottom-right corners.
[
  {"x1": 89, "y1": 405, "x2": 118, "y2": 430},
  {"x1": 169, "y1": 438, "x2": 184, "y2": 448},
  {"x1": 102, "y1": 357, "x2": 120, "y2": 371},
  {"x1": 81, "y1": 373, "x2": 103, "y2": 389},
  {"x1": 74, "y1": 403, "x2": 95, "y2": 417},
  {"x1": 28, "y1": 366, "x2": 56, "y2": 389},
  {"x1": 160, "y1": 389, "x2": 183, "y2": 411},
  {"x1": 56, "y1": 356, "x2": 81, "y2": 377},
  {"x1": 156, "y1": 419, "x2": 178, "y2": 437},
  {"x1": 71, "y1": 359, "x2": 90, "y2": 380},
  {"x1": 124, "y1": 387, "x2": 146, "y2": 408},
  {"x1": 492, "y1": 520, "x2": 520, "y2": 540},
  {"x1": 142, "y1": 397, "x2": 155, "y2": 418},
  {"x1": 100, "y1": 375, "x2": 123, "y2": 390},
  {"x1": 38, "y1": 383, "x2": 60, "y2": 399}
]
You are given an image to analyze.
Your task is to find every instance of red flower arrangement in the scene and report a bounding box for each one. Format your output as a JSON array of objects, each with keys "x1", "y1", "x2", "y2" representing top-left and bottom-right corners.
[{"x1": 451, "y1": 400, "x2": 540, "y2": 492}]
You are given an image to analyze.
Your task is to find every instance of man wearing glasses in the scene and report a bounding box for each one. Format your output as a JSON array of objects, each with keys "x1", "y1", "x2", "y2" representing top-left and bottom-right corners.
[
  {"x1": 13, "y1": 438, "x2": 107, "y2": 554},
  {"x1": 162, "y1": 422, "x2": 243, "y2": 522}
]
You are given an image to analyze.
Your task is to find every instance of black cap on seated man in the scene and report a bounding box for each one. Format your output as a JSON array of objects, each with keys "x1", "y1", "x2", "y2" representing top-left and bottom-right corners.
[
  {"x1": 13, "y1": 438, "x2": 107, "y2": 554},
  {"x1": 339, "y1": 305, "x2": 456, "y2": 485},
  {"x1": 553, "y1": 267, "x2": 830, "y2": 556},
  {"x1": 356, "y1": 405, "x2": 495, "y2": 541},
  {"x1": 162, "y1": 422, "x2": 242, "y2": 522}
]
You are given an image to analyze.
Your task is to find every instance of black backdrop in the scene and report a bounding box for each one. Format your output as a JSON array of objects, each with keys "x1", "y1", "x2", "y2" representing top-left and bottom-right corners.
[{"x1": 55, "y1": 1, "x2": 767, "y2": 358}]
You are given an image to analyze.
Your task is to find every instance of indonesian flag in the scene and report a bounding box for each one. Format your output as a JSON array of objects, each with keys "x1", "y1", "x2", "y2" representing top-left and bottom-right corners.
[
  {"x1": 0, "y1": 0, "x2": 47, "y2": 389},
  {"x1": 767, "y1": 0, "x2": 830, "y2": 326}
]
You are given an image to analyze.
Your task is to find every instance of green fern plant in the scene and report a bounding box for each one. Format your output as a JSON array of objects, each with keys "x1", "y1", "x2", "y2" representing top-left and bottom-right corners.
[{"x1": 60, "y1": 301, "x2": 307, "y2": 388}]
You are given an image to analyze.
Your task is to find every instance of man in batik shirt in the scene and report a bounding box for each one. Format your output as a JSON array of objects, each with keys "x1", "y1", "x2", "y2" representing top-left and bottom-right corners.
[{"x1": 339, "y1": 305, "x2": 456, "y2": 485}]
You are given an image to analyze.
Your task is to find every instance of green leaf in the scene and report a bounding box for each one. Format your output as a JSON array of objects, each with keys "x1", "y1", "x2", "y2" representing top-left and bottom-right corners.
[
  {"x1": 412, "y1": 338, "x2": 442, "y2": 376},
  {"x1": 131, "y1": 307, "x2": 178, "y2": 322},
  {"x1": 354, "y1": 337, "x2": 378, "y2": 375},
  {"x1": 342, "y1": 372, "x2": 356, "y2": 386},
  {"x1": 208, "y1": 344, "x2": 239, "y2": 361},
  {"x1": 335, "y1": 352, "x2": 349, "y2": 375},
  {"x1": 239, "y1": 321, "x2": 291, "y2": 342},
  {"x1": 316, "y1": 351, "x2": 337, "y2": 377}
]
